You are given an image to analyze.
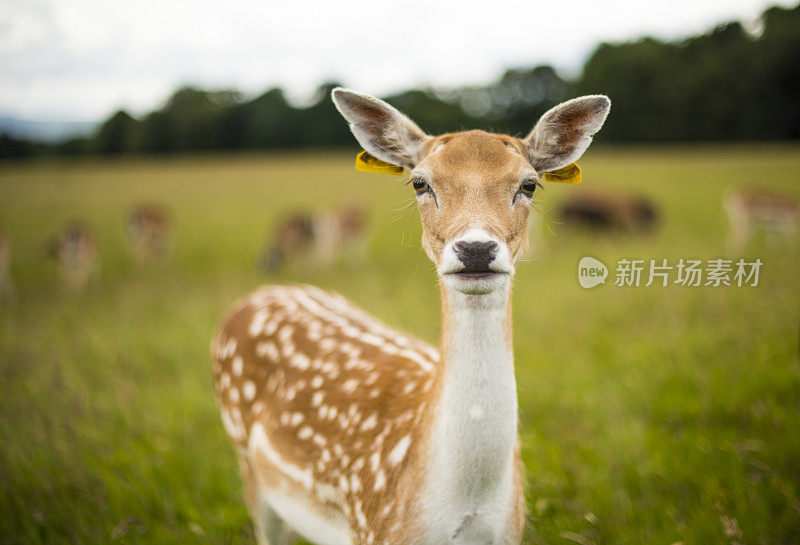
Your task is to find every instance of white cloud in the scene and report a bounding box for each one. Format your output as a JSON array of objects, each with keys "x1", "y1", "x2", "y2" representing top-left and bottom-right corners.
[{"x1": 0, "y1": 0, "x2": 794, "y2": 121}]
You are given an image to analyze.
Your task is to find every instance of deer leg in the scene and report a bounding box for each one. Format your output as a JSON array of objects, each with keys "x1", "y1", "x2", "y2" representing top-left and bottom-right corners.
[{"x1": 238, "y1": 455, "x2": 296, "y2": 545}]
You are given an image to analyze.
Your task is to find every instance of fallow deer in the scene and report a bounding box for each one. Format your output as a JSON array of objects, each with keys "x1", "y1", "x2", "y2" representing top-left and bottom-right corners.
[
  {"x1": 212, "y1": 89, "x2": 611, "y2": 545},
  {"x1": 724, "y1": 188, "x2": 799, "y2": 252},
  {"x1": 559, "y1": 190, "x2": 658, "y2": 233},
  {"x1": 0, "y1": 231, "x2": 15, "y2": 301},
  {"x1": 47, "y1": 222, "x2": 98, "y2": 291},
  {"x1": 126, "y1": 203, "x2": 172, "y2": 265},
  {"x1": 261, "y1": 205, "x2": 368, "y2": 272}
]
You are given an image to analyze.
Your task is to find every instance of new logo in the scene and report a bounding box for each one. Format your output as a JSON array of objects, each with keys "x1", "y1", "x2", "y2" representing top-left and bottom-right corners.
[{"x1": 578, "y1": 257, "x2": 608, "y2": 289}]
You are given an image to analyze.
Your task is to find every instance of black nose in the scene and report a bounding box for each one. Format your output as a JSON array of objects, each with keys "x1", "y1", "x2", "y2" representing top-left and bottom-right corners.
[{"x1": 453, "y1": 240, "x2": 498, "y2": 272}]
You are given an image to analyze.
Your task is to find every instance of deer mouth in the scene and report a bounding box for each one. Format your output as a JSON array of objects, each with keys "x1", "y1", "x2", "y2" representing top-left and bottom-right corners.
[{"x1": 453, "y1": 271, "x2": 498, "y2": 279}]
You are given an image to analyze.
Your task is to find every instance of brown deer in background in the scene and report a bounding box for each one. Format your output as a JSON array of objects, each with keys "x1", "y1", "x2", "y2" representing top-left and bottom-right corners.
[
  {"x1": 0, "y1": 231, "x2": 15, "y2": 301},
  {"x1": 261, "y1": 204, "x2": 368, "y2": 272},
  {"x1": 724, "y1": 188, "x2": 799, "y2": 252},
  {"x1": 212, "y1": 89, "x2": 610, "y2": 545},
  {"x1": 126, "y1": 203, "x2": 172, "y2": 265},
  {"x1": 47, "y1": 222, "x2": 98, "y2": 291},
  {"x1": 558, "y1": 190, "x2": 658, "y2": 233}
]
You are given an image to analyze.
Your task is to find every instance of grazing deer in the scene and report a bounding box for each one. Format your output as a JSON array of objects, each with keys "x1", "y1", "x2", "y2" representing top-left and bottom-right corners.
[
  {"x1": 261, "y1": 205, "x2": 368, "y2": 272},
  {"x1": 212, "y1": 89, "x2": 610, "y2": 545},
  {"x1": 126, "y1": 203, "x2": 172, "y2": 265},
  {"x1": 724, "y1": 188, "x2": 799, "y2": 252},
  {"x1": 0, "y1": 231, "x2": 15, "y2": 301},
  {"x1": 48, "y1": 222, "x2": 98, "y2": 291},
  {"x1": 558, "y1": 190, "x2": 658, "y2": 233}
]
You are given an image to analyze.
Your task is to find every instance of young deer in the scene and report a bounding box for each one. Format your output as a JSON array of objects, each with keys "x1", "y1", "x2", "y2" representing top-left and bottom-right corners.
[
  {"x1": 559, "y1": 190, "x2": 658, "y2": 233},
  {"x1": 0, "y1": 231, "x2": 15, "y2": 301},
  {"x1": 212, "y1": 89, "x2": 610, "y2": 545},
  {"x1": 261, "y1": 205, "x2": 368, "y2": 272},
  {"x1": 126, "y1": 203, "x2": 172, "y2": 265},
  {"x1": 724, "y1": 188, "x2": 799, "y2": 252},
  {"x1": 47, "y1": 221, "x2": 98, "y2": 291}
]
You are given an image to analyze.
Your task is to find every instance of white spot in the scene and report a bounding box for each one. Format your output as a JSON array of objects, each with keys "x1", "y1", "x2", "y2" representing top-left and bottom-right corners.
[
  {"x1": 369, "y1": 451, "x2": 380, "y2": 472},
  {"x1": 388, "y1": 435, "x2": 411, "y2": 465},
  {"x1": 243, "y1": 381, "x2": 256, "y2": 401},
  {"x1": 374, "y1": 469, "x2": 386, "y2": 491},
  {"x1": 290, "y1": 412, "x2": 304, "y2": 426},
  {"x1": 298, "y1": 426, "x2": 313, "y2": 440},
  {"x1": 248, "y1": 310, "x2": 268, "y2": 337},
  {"x1": 350, "y1": 474, "x2": 361, "y2": 493},
  {"x1": 354, "y1": 500, "x2": 367, "y2": 528},
  {"x1": 229, "y1": 387, "x2": 240, "y2": 403},
  {"x1": 278, "y1": 324, "x2": 294, "y2": 343},
  {"x1": 220, "y1": 372, "x2": 231, "y2": 389},
  {"x1": 360, "y1": 332, "x2": 384, "y2": 346},
  {"x1": 342, "y1": 379, "x2": 358, "y2": 393},
  {"x1": 290, "y1": 352, "x2": 311, "y2": 370},
  {"x1": 313, "y1": 434, "x2": 327, "y2": 447},
  {"x1": 281, "y1": 342, "x2": 296, "y2": 358},
  {"x1": 256, "y1": 341, "x2": 280, "y2": 361},
  {"x1": 232, "y1": 356, "x2": 243, "y2": 376},
  {"x1": 360, "y1": 413, "x2": 378, "y2": 431},
  {"x1": 311, "y1": 391, "x2": 325, "y2": 408},
  {"x1": 311, "y1": 375, "x2": 324, "y2": 389}
]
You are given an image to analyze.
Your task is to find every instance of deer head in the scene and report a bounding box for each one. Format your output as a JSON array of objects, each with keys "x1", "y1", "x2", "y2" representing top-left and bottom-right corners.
[{"x1": 332, "y1": 88, "x2": 610, "y2": 295}]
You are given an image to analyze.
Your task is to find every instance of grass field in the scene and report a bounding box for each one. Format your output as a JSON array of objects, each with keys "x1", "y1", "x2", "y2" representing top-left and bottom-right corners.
[{"x1": 1, "y1": 146, "x2": 799, "y2": 545}]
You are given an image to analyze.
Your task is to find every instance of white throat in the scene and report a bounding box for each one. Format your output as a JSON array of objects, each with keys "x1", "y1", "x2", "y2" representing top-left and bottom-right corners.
[{"x1": 423, "y1": 285, "x2": 518, "y2": 544}]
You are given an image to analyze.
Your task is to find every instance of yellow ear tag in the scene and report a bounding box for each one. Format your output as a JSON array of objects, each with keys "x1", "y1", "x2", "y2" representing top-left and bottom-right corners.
[
  {"x1": 541, "y1": 163, "x2": 581, "y2": 184},
  {"x1": 355, "y1": 151, "x2": 405, "y2": 175}
]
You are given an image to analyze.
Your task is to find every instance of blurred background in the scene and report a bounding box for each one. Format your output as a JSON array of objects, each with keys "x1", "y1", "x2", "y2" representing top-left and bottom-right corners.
[{"x1": 1, "y1": 1, "x2": 799, "y2": 544}]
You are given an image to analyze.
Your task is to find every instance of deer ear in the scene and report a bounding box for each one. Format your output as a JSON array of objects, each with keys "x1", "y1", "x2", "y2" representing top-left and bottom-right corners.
[
  {"x1": 332, "y1": 88, "x2": 431, "y2": 169},
  {"x1": 524, "y1": 95, "x2": 611, "y2": 173}
]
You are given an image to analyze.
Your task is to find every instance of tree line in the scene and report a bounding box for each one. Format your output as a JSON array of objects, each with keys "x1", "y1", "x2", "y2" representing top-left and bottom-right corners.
[{"x1": 2, "y1": 3, "x2": 798, "y2": 160}]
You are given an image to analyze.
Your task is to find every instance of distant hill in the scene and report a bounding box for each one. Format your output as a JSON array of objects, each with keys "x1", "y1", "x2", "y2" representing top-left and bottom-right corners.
[{"x1": 0, "y1": 116, "x2": 97, "y2": 143}]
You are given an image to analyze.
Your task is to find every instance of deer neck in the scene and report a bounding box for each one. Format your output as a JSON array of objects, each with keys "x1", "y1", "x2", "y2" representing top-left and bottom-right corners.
[{"x1": 424, "y1": 283, "x2": 518, "y2": 519}]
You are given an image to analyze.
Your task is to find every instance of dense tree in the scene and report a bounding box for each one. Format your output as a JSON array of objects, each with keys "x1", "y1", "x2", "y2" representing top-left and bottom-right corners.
[
  {"x1": 96, "y1": 110, "x2": 137, "y2": 154},
  {"x1": 4, "y1": 3, "x2": 798, "y2": 161}
]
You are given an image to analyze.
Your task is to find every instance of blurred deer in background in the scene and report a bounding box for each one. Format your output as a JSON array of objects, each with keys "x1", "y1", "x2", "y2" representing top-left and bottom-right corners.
[
  {"x1": 261, "y1": 204, "x2": 368, "y2": 272},
  {"x1": 724, "y1": 188, "x2": 799, "y2": 252},
  {"x1": 47, "y1": 222, "x2": 98, "y2": 291},
  {"x1": 213, "y1": 89, "x2": 610, "y2": 545},
  {"x1": 126, "y1": 203, "x2": 172, "y2": 265},
  {"x1": 558, "y1": 190, "x2": 658, "y2": 233},
  {"x1": 0, "y1": 231, "x2": 15, "y2": 301}
]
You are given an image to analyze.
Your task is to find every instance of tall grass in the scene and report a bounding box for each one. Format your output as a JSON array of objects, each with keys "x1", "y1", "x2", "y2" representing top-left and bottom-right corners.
[{"x1": 1, "y1": 145, "x2": 798, "y2": 544}]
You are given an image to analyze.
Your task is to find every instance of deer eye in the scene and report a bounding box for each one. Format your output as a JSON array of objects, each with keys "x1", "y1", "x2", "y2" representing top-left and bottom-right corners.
[
  {"x1": 411, "y1": 178, "x2": 430, "y2": 195},
  {"x1": 520, "y1": 180, "x2": 538, "y2": 196},
  {"x1": 515, "y1": 178, "x2": 540, "y2": 202}
]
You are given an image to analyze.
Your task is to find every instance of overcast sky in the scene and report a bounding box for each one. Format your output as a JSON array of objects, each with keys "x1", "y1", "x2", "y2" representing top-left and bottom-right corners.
[{"x1": 0, "y1": 0, "x2": 794, "y2": 122}]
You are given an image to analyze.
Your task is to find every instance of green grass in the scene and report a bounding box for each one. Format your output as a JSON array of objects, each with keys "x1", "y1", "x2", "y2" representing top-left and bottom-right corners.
[{"x1": 1, "y1": 146, "x2": 799, "y2": 544}]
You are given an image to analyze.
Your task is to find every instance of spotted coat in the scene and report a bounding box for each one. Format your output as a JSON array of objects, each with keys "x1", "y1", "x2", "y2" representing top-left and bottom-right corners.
[{"x1": 213, "y1": 284, "x2": 441, "y2": 545}]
